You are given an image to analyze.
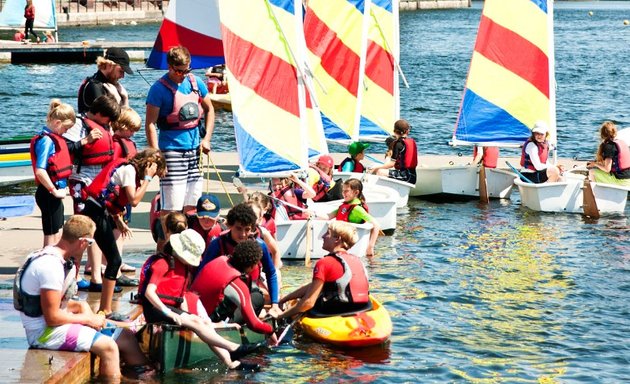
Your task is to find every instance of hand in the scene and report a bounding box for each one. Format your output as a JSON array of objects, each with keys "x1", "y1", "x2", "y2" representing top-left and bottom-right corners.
[
  {"x1": 145, "y1": 162, "x2": 158, "y2": 178},
  {"x1": 268, "y1": 304, "x2": 282, "y2": 319},
  {"x1": 200, "y1": 139, "x2": 211, "y2": 154},
  {"x1": 116, "y1": 219, "x2": 133, "y2": 238},
  {"x1": 102, "y1": 83, "x2": 122, "y2": 104},
  {"x1": 267, "y1": 332, "x2": 278, "y2": 346},
  {"x1": 89, "y1": 313, "x2": 107, "y2": 330},
  {"x1": 169, "y1": 312, "x2": 182, "y2": 326},
  {"x1": 87, "y1": 128, "x2": 103, "y2": 143},
  {"x1": 52, "y1": 188, "x2": 67, "y2": 199},
  {"x1": 366, "y1": 245, "x2": 375, "y2": 257}
]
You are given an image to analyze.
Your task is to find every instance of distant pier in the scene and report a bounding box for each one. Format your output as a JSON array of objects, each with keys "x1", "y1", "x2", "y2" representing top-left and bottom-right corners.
[{"x1": 0, "y1": 40, "x2": 152, "y2": 64}]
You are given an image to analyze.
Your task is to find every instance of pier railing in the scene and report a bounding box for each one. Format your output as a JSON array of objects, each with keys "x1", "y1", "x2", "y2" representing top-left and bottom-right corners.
[{"x1": 0, "y1": 0, "x2": 169, "y2": 15}]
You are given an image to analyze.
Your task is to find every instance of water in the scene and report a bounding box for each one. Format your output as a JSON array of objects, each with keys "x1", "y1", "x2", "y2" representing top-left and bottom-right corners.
[{"x1": 2, "y1": 1, "x2": 630, "y2": 383}]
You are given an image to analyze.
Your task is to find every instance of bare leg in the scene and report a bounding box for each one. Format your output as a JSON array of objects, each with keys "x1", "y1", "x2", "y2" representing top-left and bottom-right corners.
[
  {"x1": 90, "y1": 336, "x2": 121, "y2": 379},
  {"x1": 99, "y1": 277, "x2": 116, "y2": 314},
  {"x1": 116, "y1": 329, "x2": 151, "y2": 366}
]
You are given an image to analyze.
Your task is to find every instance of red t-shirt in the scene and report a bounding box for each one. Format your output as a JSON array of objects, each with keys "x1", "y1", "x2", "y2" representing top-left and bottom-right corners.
[
  {"x1": 312, "y1": 256, "x2": 344, "y2": 282},
  {"x1": 148, "y1": 258, "x2": 188, "y2": 307}
]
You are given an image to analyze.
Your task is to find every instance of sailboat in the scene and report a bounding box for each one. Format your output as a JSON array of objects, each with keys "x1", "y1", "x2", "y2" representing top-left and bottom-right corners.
[
  {"x1": 0, "y1": 136, "x2": 33, "y2": 186},
  {"x1": 219, "y1": 0, "x2": 372, "y2": 260},
  {"x1": 0, "y1": 0, "x2": 57, "y2": 41}
]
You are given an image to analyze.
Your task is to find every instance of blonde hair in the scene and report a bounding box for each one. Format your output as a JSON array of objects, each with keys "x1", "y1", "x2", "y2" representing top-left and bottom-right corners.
[
  {"x1": 249, "y1": 191, "x2": 272, "y2": 212},
  {"x1": 61, "y1": 215, "x2": 96, "y2": 242},
  {"x1": 47, "y1": 99, "x2": 76, "y2": 128},
  {"x1": 166, "y1": 46, "x2": 191, "y2": 67},
  {"x1": 96, "y1": 56, "x2": 118, "y2": 71},
  {"x1": 328, "y1": 221, "x2": 358, "y2": 249},
  {"x1": 111, "y1": 107, "x2": 141, "y2": 133},
  {"x1": 596, "y1": 121, "x2": 618, "y2": 162},
  {"x1": 164, "y1": 211, "x2": 187, "y2": 236}
]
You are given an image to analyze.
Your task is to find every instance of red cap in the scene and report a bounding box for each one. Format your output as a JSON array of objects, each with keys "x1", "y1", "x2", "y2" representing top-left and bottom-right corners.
[{"x1": 318, "y1": 155, "x2": 334, "y2": 168}]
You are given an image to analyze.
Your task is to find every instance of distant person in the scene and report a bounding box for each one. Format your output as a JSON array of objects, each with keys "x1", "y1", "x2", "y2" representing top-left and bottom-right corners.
[
  {"x1": 368, "y1": 119, "x2": 418, "y2": 185},
  {"x1": 78, "y1": 47, "x2": 133, "y2": 114},
  {"x1": 43, "y1": 31, "x2": 55, "y2": 43},
  {"x1": 13, "y1": 29, "x2": 25, "y2": 42},
  {"x1": 520, "y1": 121, "x2": 563, "y2": 183},
  {"x1": 23, "y1": 0, "x2": 39, "y2": 43},
  {"x1": 29, "y1": 99, "x2": 76, "y2": 246},
  {"x1": 587, "y1": 121, "x2": 630, "y2": 186},
  {"x1": 472, "y1": 146, "x2": 499, "y2": 168},
  {"x1": 268, "y1": 174, "x2": 314, "y2": 220},
  {"x1": 13, "y1": 215, "x2": 154, "y2": 381},
  {"x1": 187, "y1": 193, "x2": 226, "y2": 247},
  {"x1": 338, "y1": 142, "x2": 369, "y2": 173},
  {"x1": 275, "y1": 221, "x2": 370, "y2": 319},
  {"x1": 205, "y1": 64, "x2": 228, "y2": 94},
  {"x1": 145, "y1": 45, "x2": 215, "y2": 250}
]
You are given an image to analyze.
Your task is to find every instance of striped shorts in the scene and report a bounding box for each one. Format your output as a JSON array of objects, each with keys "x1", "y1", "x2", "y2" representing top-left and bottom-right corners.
[
  {"x1": 28, "y1": 323, "x2": 121, "y2": 352},
  {"x1": 160, "y1": 149, "x2": 203, "y2": 211}
]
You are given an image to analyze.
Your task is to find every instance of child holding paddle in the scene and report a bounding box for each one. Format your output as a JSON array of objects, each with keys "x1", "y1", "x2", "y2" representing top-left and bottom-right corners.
[{"x1": 30, "y1": 99, "x2": 76, "y2": 245}]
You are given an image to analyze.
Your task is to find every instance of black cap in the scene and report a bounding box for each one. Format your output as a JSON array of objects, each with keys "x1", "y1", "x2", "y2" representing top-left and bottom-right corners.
[{"x1": 105, "y1": 47, "x2": 133, "y2": 74}]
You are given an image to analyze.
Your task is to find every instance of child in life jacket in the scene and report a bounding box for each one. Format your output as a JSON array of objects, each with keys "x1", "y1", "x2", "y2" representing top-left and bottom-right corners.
[
  {"x1": 248, "y1": 191, "x2": 277, "y2": 237},
  {"x1": 587, "y1": 121, "x2": 630, "y2": 186},
  {"x1": 246, "y1": 199, "x2": 282, "y2": 289},
  {"x1": 369, "y1": 119, "x2": 418, "y2": 185},
  {"x1": 307, "y1": 155, "x2": 343, "y2": 202},
  {"x1": 326, "y1": 178, "x2": 380, "y2": 257},
  {"x1": 30, "y1": 99, "x2": 76, "y2": 246},
  {"x1": 269, "y1": 174, "x2": 315, "y2": 221},
  {"x1": 187, "y1": 193, "x2": 226, "y2": 247},
  {"x1": 338, "y1": 142, "x2": 370, "y2": 173},
  {"x1": 139, "y1": 229, "x2": 262, "y2": 371},
  {"x1": 519, "y1": 121, "x2": 563, "y2": 184},
  {"x1": 472, "y1": 146, "x2": 499, "y2": 169}
]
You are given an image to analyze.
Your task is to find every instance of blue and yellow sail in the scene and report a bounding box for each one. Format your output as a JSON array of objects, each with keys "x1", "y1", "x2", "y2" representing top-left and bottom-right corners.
[
  {"x1": 453, "y1": 0, "x2": 555, "y2": 146},
  {"x1": 220, "y1": 0, "x2": 321, "y2": 176}
]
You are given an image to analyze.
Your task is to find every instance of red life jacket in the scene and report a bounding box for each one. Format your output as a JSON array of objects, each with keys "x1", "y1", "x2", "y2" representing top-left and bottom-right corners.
[
  {"x1": 138, "y1": 253, "x2": 189, "y2": 307},
  {"x1": 84, "y1": 158, "x2": 132, "y2": 215},
  {"x1": 473, "y1": 146, "x2": 499, "y2": 168},
  {"x1": 157, "y1": 74, "x2": 202, "y2": 130},
  {"x1": 79, "y1": 116, "x2": 114, "y2": 166},
  {"x1": 217, "y1": 233, "x2": 263, "y2": 283},
  {"x1": 520, "y1": 139, "x2": 549, "y2": 171},
  {"x1": 394, "y1": 137, "x2": 418, "y2": 170},
  {"x1": 321, "y1": 252, "x2": 369, "y2": 305},
  {"x1": 335, "y1": 201, "x2": 370, "y2": 223},
  {"x1": 612, "y1": 139, "x2": 630, "y2": 172},
  {"x1": 271, "y1": 185, "x2": 308, "y2": 220},
  {"x1": 337, "y1": 157, "x2": 365, "y2": 173},
  {"x1": 310, "y1": 164, "x2": 332, "y2": 201},
  {"x1": 29, "y1": 132, "x2": 73, "y2": 184},
  {"x1": 112, "y1": 135, "x2": 137, "y2": 160},
  {"x1": 193, "y1": 255, "x2": 243, "y2": 314}
]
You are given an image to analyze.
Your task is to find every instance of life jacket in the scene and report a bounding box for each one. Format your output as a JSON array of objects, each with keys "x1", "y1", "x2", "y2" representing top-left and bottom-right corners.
[
  {"x1": 79, "y1": 116, "x2": 114, "y2": 166},
  {"x1": 394, "y1": 137, "x2": 418, "y2": 171},
  {"x1": 612, "y1": 139, "x2": 630, "y2": 172},
  {"x1": 112, "y1": 135, "x2": 137, "y2": 160},
  {"x1": 217, "y1": 233, "x2": 263, "y2": 283},
  {"x1": 310, "y1": 164, "x2": 332, "y2": 201},
  {"x1": 157, "y1": 74, "x2": 202, "y2": 130},
  {"x1": 138, "y1": 252, "x2": 188, "y2": 307},
  {"x1": 320, "y1": 252, "x2": 369, "y2": 305},
  {"x1": 188, "y1": 215, "x2": 228, "y2": 246},
  {"x1": 29, "y1": 132, "x2": 73, "y2": 184},
  {"x1": 520, "y1": 139, "x2": 549, "y2": 171},
  {"x1": 13, "y1": 249, "x2": 76, "y2": 318},
  {"x1": 195, "y1": 255, "x2": 243, "y2": 314},
  {"x1": 335, "y1": 201, "x2": 370, "y2": 223},
  {"x1": 84, "y1": 158, "x2": 132, "y2": 215},
  {"x1": 337, "y1": 157, "x2": 366, "y2": 173},
  {"x1": 473, "y1": 146, "x2": 499, "y2": 169},
  {"x1": 271, "y1": 185, "x2": 308, "y2": 220}
]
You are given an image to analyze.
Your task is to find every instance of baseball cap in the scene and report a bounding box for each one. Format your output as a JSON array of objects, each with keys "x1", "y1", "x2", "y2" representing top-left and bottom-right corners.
[
  {"x1": 348, "y1": 142, "x2": 370, "y2": 156},
  {"x1": 196, "y1": 194, "x2": 221, "y2": 218},
  {"x1": 105, "y1": 47, "x2": 133, "y2": 74},
  {"x1": 532, "y1": 121, "x2": 548, "y2": 134},
  {"x1": 317, "y1": 154, "x2": 334, "y2": 169}
]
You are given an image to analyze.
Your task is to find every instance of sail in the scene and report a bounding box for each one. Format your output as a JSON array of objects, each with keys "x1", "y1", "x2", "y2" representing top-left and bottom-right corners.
[
  {"x1": 304, "y1": 0, "x2": 368, "y2": 143},
  {"x1": 359, "y1": 0, "x2": 398, "y2": 141},
  {"x1": 147, "y1": 0, "x2": 223, "y2": 70},
  {"x1": 453, "y1": 0, "x2": 556, "y2": 147},
  {"x1": 219, "y1": 0, "x2": 315, "y2": 176},
  {"x1": 0, "y1": 0, "x2": 56, "y2": 30}
]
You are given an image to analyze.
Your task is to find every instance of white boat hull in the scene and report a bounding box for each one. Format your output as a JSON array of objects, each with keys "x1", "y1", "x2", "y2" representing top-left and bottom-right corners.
[
  {"x1": 411, "y1": 165, "x2": 514, "y2": 200},
  {"x1": 334, "y1": 172, "x2": 412, "y2": 208},
  {"x1": 514, "y1": 172, "x2": 630, "y2": 214},
  {"x1": 276, "y1": 220, "x2": 373, "y2": 260},
  {"x1": 0, "y1": 164, "x2": 33, "y2": 187}
]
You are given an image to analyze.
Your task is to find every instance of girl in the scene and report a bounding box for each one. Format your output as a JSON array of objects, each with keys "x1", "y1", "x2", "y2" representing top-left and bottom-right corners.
[
  {"x1": 23, "y1": 0, "x2": 39, "y2": 43},
  {"x1": 269, "y1": 174, "x2": 314, "y2": 220},
  {"x1": 249, "y1": 191, "x2": 277, "y2": 237},
  {"x1": 327, "y1": 179, "x2": 380, "y2": 257},
  {"x1": 587, "y1": 121, "x2": 630, "y2": 186},
  {"x1": 247, "y1": 198, "x2": 282, "y2": 275},
  {"x1": 30, "y1": 99, "x2": 76, "y2": 245},
  {"x1": 519, "y1": 121, "x2": 563, "y2": 184}
]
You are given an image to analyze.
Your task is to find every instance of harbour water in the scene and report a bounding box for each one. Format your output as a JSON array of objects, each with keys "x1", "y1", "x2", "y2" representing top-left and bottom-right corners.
[{"x1": 1, "y1": 1, "x2": 629, "y2": 383}]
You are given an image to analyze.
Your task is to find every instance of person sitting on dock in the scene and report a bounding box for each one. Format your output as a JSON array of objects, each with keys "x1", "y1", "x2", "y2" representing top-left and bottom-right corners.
[
  {"x1": 13, "y1": 29, "x2": 25, "y2": 42},
  {"x1": 192, "y1": 239, "x2": 277, "y2": 348},
  {"x1": 338, "y1": 142, "x2": 370, "y2": 173},
  {"x1": 13, "y1": 215, "x2": 154, "y2": 381},
  {"x1": 472, "y1": 145, "x2": 499, "y2": 168},
  {"x1": 205, "y1": 64, "x2": 228, "y2": 95},
  {"x1": 30, "y1": 99, "x2": 76, "y2": 246},
  {"x1": 139, "y1": 229, "x2": 262, "y2": 371},
  {"x1": 520, "y1": 121, "x2": 563, "y2": 184},
  {"x1": 587, "y1": 121, "x2": 630, "y2": 186},
  {"x1": 43, "y1": 31, "x2": 55, "y2": 43},
  {"x1": 187, "y1": 193, "x2": 227, "y2": 247},
  {"x1": 325, "y1": 179, "x2": 380, "y2": 257},
  {"x1": 274, "y1": 221, "x2": 370, "y2": 319},
  {"x1": 197, "y1": 203, "x2": 281, "y2": 318},
  {"x1": 368, "y1": 119, "x2": 418, "y2": 185},
  {"x1": 78, "y1": 47, "x2": 133, "y2": 114}
]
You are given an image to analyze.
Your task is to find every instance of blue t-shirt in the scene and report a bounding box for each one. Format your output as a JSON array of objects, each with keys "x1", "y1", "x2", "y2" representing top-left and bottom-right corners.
[
  {"x1": 146, "y1": 74, "x2": 209, "y2": 151},
  {"x1": 34, "y1": 127, "x2": 67, "y2": 188}
]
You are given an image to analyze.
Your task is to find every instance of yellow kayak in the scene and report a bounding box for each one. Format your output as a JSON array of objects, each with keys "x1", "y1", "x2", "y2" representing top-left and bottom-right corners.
[{"x1": 299, "y1": 295, "x2": 392, "y2": 347}]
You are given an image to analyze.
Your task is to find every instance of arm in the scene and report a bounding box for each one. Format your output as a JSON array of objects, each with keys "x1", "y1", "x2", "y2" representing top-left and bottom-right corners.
[
  {"x1": 370, "y1": 159, "x2": 396, "y2": 173},
  {"x1": 261, "y1": 229, "x2": 282, "y2": 269},
  {"x1": 259, "y1": 242, "x2": 279, "y2": 305},
  {"x1": 41, "y1": 289, "x2": 105, "y2": 329},
  {"x1": 472, "y1": 147, "x2": 483, "y2": 165},
  {"x1": 199, "y1": 93, "x2": 215, "y2": 154},
  {"x1": 145, "y1": 104, "x2": 160, "y2": 149},
  {"x1": 278, "y1": 279, "x2": 324, "y2": 319},
  {"x1": 227, "y1": 280, "x2": 273, "y2": 334},
  {"x1": 35, "y1": 169, "x2": 66, "y2": 199},
  {"x1": 122, "y1": 162, "x2": 158, "y2": 207},
  {"x1": 290, "y1": 174, "x2": 316, "y2": 200},
  {"x1": 341, "y1": 159, "x2": 355, "y2": 172}
]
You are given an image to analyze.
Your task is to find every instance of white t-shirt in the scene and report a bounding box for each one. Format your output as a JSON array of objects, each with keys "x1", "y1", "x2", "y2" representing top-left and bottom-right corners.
[
  {"x1": 522, "y1": 142, "x2": 550, "y2": 172},
  {"x1": 19, "y1": 247, "x2": 75, "y2": 338},
  {"x1": 111, "y1": 164, "x2": 137, "y2": 191}
]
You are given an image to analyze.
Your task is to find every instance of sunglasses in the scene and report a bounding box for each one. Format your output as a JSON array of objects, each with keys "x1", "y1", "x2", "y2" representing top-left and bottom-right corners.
[
  {"x1": 80, "y1": 237, "x2": 95, "y2": 246},
  {"x1": 171, "y1": 66, "x2": 192, "y2": 75}
]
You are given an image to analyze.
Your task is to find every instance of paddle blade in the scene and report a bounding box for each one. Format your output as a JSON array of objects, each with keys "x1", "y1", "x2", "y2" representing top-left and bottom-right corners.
[
  {"x1": 582, "y1": 179, "x2": 600, "y2": 219},
  {"x1": 478, "y1": 165, "x2": 489, "y2": 204},
  {"x1": 0, "y1": 195, "x2": 35, "y2": 218}
]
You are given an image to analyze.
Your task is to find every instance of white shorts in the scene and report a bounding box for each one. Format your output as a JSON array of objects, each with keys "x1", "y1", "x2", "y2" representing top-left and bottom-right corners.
[
  {"x1": 27, "y1": 323, "x2": 120, "y2": 352},
  {"x1": 160, "y1": 150, "x2": 203, "y2": 211}
]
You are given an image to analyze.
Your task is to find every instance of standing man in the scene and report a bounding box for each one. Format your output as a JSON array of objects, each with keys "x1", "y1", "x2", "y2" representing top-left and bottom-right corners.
[
  {"x1": 145, "y1": 45, "x2": 215, "y2": 248},
  {"x1": 78, "y1": 47, "x2": 134, "y2": 114}
]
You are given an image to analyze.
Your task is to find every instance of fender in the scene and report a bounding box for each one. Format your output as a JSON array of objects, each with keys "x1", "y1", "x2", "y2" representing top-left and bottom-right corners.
[
  {"x1": 157, "y1": 74, "x2": 203, "y2": 130},
  {"x1": 30, "y1": 133, "x2": 73, "y2": 184},
  {"x1": 520, "y1": 139, "x2": 549, "y2": 171},
  {"x1": 473, "y1": 146, "x2": 499, "y2": 169}
]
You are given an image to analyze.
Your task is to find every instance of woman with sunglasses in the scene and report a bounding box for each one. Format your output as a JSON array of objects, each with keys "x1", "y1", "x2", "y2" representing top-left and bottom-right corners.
[{"x1": 145, "y1": 45, "x2": 216, "y2": 252}]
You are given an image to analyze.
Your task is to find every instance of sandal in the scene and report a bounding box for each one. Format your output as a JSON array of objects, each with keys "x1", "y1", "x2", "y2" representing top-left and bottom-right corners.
[
  {"x1": 120, "y1": 263, "x2": 136, "y2": 273},
  {"x1": 116, "y1": 275, "x2": 139, "y2": 287}
]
